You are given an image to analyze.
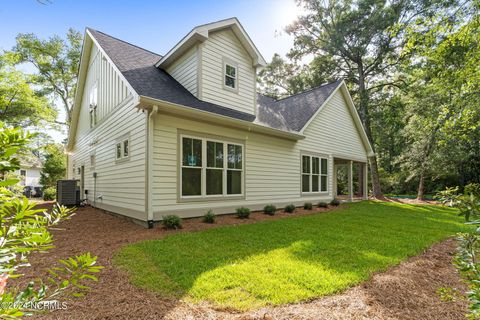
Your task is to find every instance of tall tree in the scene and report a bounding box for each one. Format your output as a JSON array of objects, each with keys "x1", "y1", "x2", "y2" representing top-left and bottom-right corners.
[
  {"x1": 401, "y1": 1, "x2": 480, "y2": 198},
  {"x1": 11, "y1": 28, "x2": 82, "y2": 125},
  {"x1": 39, "y1": 143, "x2": 66, "y2": 188},
  {"x1": 0, "y1": 54, "x2": 56, "y2": 127},
  {"x1": 285, "y1": 0, "x2": 456, "y2": 197}
]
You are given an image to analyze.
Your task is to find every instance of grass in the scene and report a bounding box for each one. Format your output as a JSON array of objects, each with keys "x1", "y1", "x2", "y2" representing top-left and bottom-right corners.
[{"x1": 114, "y1": 201, "x2": 470, "y2": 310}]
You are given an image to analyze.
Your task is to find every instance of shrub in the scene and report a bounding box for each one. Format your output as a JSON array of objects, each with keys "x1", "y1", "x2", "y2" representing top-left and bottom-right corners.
[
  {"x1": 284, "y1": 204, "x2": 296, "y2": 213},
  {"x1": 43, "y1": 187, "x2": 56, "y2": 201},
  {"x1": 330, "y1": 198, "x2": 341, "y2": 206},
  {"x1": 263, "y1": 204, "x2": 276, "y2": 215},
  {"x1": 203, "y1": 210, "x2": 216, "y2": 223},
  {"x1": 318, "y1": 201, "x2": 328, "y2": 208},
  {"x1": 465, "y1": 183, "x2": 480, "y2": 197},
  {"x1": 236, "y1": 207, "x2": 251, "y2": 219},
  {"x1": 303, "y1": 202, "x2": 313, "y2": 210},
  {"x1": 162, "y1": 215, "x2": 182, "y2": 229}
]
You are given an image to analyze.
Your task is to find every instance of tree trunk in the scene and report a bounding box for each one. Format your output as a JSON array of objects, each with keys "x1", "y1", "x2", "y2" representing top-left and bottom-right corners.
[
  {"x1": 417, "y1": 171, "x2": 425, "y2": 200},
  {"x1": 357, "y1": 63, "x2": 383, "y2": 198}
]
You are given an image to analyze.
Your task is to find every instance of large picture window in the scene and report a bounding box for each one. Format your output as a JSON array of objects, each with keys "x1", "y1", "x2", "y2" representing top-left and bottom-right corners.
[
  {"x1": 301, "y1": 154, "x2": 328, "y2": 193},
  {"x1": 181, "y1": 135, "x2": 243, "y2": 198}
]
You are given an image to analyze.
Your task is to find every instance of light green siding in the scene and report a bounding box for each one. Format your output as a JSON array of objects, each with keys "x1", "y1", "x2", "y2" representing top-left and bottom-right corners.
[
  {"x1": 69, "y1": 43, "x2": 147, "y2": 221},
  {"x1": 151, "y1": 88, "x2": 367, "y2": 219}
]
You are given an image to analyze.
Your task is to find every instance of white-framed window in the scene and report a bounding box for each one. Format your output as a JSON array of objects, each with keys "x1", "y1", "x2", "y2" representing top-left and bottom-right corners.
[
  {"x1": 180, "y1": 134, "x2": 243, "y2": 198},
  {"x1": 223, "y1": 61, "x2": 237, "y2": 90},
  {"x1": 302, "y1": 154, "x2": 328, "y2": 193},
  {"x1": 89, "y1": 81, "x2": 98, "y2": 128},
  {"x1": 115, "y1": 136, "x2": 130, "y2": 161},
  {"x1": 90, "y1": 153, "x2": 96, "y2": 168}
]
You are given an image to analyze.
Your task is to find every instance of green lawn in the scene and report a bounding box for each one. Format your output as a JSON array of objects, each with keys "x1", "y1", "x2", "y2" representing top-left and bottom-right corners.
[{"x1": 114, "y1": 201, "x2": 470, "y2": 310}]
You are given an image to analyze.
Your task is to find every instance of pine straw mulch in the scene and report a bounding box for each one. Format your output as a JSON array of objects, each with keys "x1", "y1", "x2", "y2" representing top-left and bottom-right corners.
[{"x1": 13, "y1": 201, "x2": 468, "y2": 319}]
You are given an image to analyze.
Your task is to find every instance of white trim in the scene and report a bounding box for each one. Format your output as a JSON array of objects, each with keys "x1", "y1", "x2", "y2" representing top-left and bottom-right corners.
[
  {"x1": 299, "y1": 81, "x2": 374, "y2": 157},
  {"x1": 139, "y1": 95, "x2": 305, "y2": 141},
  {"x1": 179, "y1": 134, "x2": 244, "y2": 199},
  {"x1": 67, "y1": 29, "x2": 140, "y2": 151},
  {"x1": 156, "y1": 17, "x2": 266, "y2": 68},
  {"x1": 223, "y1": 58, "x2": 239, "y2": 92},
  {"x1": 301, "y1": 152, "x2": 329, "y2": 195}
]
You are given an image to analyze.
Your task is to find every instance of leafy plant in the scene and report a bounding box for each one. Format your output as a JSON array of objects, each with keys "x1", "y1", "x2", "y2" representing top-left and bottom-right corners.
[
  {"x1": 236, "y1": 207, "x2": 251, "y2": 219},
  {"x1": 162, "y1": 215, "x2": 182, "y2": 229},
  {"x1": 263, "y1": 204, "x2": 276, "y2": 215},
  {"x1": 330, "y1": 199, "x2": 341, "y2": 206},
  {"x1": 317, "y1": 201, "x2": 328, "y2": 208},
  {"x1": 203, "y1": 210, "x2": 216, "y2": 224},
  {"x1": 284, "y1": 204, "x2": 296, "y2": 213},
  {"x1": 465, "y1": 183, "x2": 480, "y2": 197},
  {"x1": 303, "y1": 202, "x2": 313, "y2": 210},
  {"x1": 454, "y1": 231, "x2": 480, "y2": 318},
  {"x1": 43, "y1": 186, "x2": 56, "y2": 201},
  {"x1": 0, "y1": 123, "x2": 103, "y2": 318},
  {"x1": 436, "y1": 187, "x2": 480, "y2": 222}
]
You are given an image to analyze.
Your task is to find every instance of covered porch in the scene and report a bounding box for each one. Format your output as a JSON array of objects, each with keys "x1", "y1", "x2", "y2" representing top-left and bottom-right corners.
[{"x1": 333, "y1": 158, "x2": 368, "y2": 201}]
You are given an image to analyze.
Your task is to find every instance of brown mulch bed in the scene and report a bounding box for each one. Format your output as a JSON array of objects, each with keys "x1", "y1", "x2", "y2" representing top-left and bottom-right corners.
[{"x1": 12, "y1": 202, "x2": 468, "y2": 319}]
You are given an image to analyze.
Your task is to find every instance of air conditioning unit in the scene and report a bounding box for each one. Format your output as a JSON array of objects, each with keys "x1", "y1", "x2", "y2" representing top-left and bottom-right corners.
[{"x1": 56, "y1": 180, "x2": 80, "y2": 206}]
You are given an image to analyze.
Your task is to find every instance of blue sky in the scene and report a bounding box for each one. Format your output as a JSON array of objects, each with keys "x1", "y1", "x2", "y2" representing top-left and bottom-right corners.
[{"x1": 1, "y1": 0, "x2": 303, "y2": 142}]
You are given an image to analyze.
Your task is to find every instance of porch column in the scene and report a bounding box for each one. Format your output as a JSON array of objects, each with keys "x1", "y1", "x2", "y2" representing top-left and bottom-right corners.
[
  {"x1": 348, "y1": 160, "x2": 353, "y2": 202},
  {"x1": 363, "y1": 162, "x2": 368, "y2": 200}
]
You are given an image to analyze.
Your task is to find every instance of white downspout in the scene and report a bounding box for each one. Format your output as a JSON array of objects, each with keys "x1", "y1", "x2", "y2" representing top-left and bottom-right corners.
[{"x1": 147, "y1": 105, "x2": 158, "y2": 227}]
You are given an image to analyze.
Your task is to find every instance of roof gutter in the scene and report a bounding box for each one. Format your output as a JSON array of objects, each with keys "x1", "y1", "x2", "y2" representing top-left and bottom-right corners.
[{"x1": 138, "y1": 96, "x2": 305, "y2": 141}]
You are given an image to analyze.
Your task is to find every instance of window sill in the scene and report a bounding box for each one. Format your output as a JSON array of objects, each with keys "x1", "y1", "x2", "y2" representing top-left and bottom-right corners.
[
  {"x1": 177, "y1": 194, "x2": 245, "y2": 203},
  {"x1": 115, "y1": 157, "x2": 130, "y2": 164}
]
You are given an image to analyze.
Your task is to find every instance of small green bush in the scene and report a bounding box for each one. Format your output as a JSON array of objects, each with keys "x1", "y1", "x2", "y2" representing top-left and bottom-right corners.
[
  {"x1": 203, "y1": 210, "x2": 216, "y2": 223},
  {"x1": 162, "y1": 215, "x2": 182, "y2": 229},
  {"x1": 264, "y1": 204, "x2": 276, "y2": 215},
  {"x1": 284, "y1": 204, "x2": 296, "y2": 213},
  {"x1": 318, "y1": 201, "x2": 328, "y2": 208},
  {"x1": 236, "y1": 207, "x2": 251, "y2": 219},
  {"x1": 304, "y1": 202, "x2": 313, "y2": 210},
  {"x1": 330, "y1": 198, "x2": 341, "y2": 206},
  {"x1": 43, "y1": 187, "x2": 56, "y2": 201}
]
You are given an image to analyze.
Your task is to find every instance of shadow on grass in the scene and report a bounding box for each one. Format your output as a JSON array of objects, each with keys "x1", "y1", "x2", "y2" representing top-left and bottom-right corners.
[{"x1": 113, "y1": 201, "x2": 470, "y2": 310}]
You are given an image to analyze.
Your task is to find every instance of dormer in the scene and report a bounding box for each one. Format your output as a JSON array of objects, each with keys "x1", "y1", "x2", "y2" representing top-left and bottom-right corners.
[{"x1": 156, "y1": 18, "x2": 266, "y2": 116}]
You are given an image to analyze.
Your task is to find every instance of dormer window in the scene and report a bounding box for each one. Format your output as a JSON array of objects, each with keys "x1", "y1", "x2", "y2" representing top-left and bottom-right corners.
[
  {"x1": 223, "y1": 60, "x2": 237, "y2": 90},
  {"x1": 89, "y1": 81, "x2": 98, "y2": 128}
]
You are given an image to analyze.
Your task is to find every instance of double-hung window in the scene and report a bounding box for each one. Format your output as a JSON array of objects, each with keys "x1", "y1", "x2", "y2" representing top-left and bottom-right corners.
[
  {"x1": 223, "y1": 59, "x2": 238, "y2": 91},
  {"x1": 89, "y1": 82, "x2": 98, "y2": 128},
  {"x1": 181, "y1": 135, "x2": 243, "y2": 198},
  {"x1": 302, "y1": 154, "x2": 328, "y2": 193},
  {"x1": 115, "y1": 136, "x2": 130, "y2": 161}
]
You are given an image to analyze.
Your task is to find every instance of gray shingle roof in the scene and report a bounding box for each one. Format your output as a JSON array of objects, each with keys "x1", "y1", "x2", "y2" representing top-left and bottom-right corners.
[
  {"x1": 87, "y1": 28, "x2": 256, "y2": 122},
  {"x1": 256, "y1": 80, "x2": 342, "y2": 132},
  {"x1": 87, "y1": 28, "x2": 340, "y2": 133}
]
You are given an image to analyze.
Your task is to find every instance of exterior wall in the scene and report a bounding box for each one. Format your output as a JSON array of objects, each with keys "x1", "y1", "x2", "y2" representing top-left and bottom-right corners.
[
  {"x1": 69, "y1": 42, "x2": 147, "y2": 221},
  {"x1": 166, "y1": 46, "x2": 197, "y2": 96},
  {"x1": 200, "y1": 29, "x2": 256, "y2": 115},
  {"x1": 16, "y1": 167, "x2": 42, "y2": 187},
  {"x1": 151, "y1": 89, "x2": 367, "y2": 219},
  {"x1": 76, "y1": 45, "x2": 131, "y2": 137}
]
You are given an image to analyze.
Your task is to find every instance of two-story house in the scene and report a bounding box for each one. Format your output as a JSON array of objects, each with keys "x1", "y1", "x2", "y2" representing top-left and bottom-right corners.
[{"x1": 67, "y1": 18, "x2": 373, "y2": 227}]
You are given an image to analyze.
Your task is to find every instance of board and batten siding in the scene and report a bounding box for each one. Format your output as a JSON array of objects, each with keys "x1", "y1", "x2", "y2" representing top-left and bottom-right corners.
[
  {"x1": 69, "y1": 42, "x2": 147, "y2": 221},
  {"x1": 166, "y1": 46, "x2": 198, "y2": 96},
  {"x1": 200, "y1": 29, "x2": 256, "y2": 115},
  {"x1": 151, "y1": 88, "x2": 367, "y2": 219},
  {"x1": 75, "y1": 45, "x2": 131, "y2": 136}
]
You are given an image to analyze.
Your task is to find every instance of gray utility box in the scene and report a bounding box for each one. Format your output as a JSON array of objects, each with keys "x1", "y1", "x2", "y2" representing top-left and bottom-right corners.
[{"x1": 56, "y1": 180, "x2": 80, "y2": 206}]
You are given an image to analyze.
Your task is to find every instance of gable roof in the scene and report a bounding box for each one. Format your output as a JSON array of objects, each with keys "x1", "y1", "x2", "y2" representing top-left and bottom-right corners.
[
  {"x1": 68, "y1": 23, "x2": 373, "y2": 156},
  {"x1": 87, "y1": 29, "x2": 256, "y2": 122},
  {"x1": 156, "y1": 17, "x2": 266, "y2": 68},
  {"x1": 256, "y1": 80, "x2": 342, "y2": 132}
]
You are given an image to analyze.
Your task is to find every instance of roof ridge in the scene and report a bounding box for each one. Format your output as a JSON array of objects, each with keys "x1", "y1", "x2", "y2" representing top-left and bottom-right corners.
[
  {"x1": 273, "y1": 80, "x2": 342, "y2": 103},
  {"x1": 86, "y1": 27, "x2": 163, "y2": 58}
]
